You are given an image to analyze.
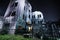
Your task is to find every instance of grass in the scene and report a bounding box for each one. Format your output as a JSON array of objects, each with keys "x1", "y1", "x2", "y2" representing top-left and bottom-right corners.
[
  {"x1": 0, "y1": 35, "x2": 59, "y2": 40},
  {"x1": 0, "y1": 35, "x2": 32, "y2": 40}
]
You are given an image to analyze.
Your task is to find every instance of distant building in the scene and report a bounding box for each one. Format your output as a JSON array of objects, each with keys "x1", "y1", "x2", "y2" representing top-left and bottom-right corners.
[{"x1": 0, "y1": 17, "x2": 4, "y2": 32}]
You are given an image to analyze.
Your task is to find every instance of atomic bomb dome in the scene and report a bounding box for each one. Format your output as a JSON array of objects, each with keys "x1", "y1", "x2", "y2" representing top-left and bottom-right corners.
[{"x1": 2, "y1": 0, "x2": 44, "y2": 34}]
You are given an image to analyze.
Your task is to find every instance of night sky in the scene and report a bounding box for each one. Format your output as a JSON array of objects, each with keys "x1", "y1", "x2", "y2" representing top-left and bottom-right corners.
[{"x1": 0, "y1": 0, "x2": 60, "y2": 21}]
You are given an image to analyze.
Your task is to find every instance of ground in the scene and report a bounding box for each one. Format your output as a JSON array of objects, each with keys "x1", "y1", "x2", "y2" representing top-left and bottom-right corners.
[{"x1": 0, "y1": 35, "x2": 32, "y2": 40}]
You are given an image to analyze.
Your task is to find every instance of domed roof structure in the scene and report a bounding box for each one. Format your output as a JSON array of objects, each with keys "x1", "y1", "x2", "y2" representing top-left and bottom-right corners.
[{"x1": 32, "y1": 11, "x2": 44, "y2": 21}]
